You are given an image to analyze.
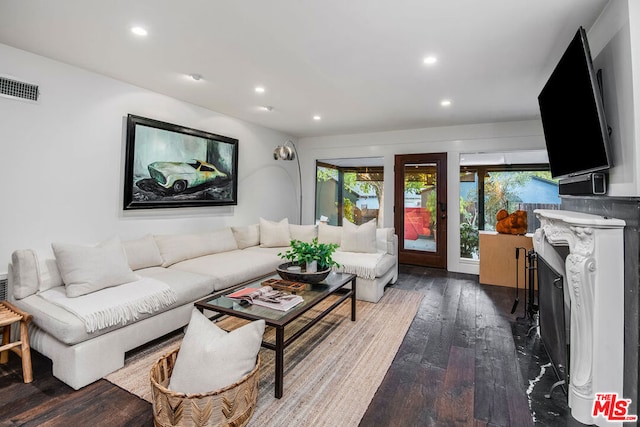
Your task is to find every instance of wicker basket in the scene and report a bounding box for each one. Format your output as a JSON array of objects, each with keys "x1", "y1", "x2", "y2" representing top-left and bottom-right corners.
[{"x1": 150, "y1": 348, "x2": 260, "y2": 427}]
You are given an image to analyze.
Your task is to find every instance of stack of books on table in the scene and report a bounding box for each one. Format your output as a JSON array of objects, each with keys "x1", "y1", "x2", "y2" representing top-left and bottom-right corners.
[{"x1": 227, "y1": 286, "x2": 303, "y2": 311}]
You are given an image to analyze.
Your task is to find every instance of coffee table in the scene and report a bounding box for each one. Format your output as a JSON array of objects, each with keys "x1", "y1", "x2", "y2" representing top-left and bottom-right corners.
[{"x1": 194, "y1": 271, "x2": 357, "y2": 398}]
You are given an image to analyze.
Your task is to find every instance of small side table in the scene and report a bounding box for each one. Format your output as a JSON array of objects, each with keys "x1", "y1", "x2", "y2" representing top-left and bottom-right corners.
[{"x1": 0, "y1": 301, "x2": 33, "y2": 383}]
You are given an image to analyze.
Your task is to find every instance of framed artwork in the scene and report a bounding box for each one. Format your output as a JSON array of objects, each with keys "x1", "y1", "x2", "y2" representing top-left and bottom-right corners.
[{"x1": 123, "y1": 114, "x2": 238, "y2": 209}]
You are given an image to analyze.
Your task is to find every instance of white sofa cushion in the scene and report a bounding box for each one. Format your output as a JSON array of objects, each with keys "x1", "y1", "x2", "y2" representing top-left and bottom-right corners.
[
  {"x1": 122, "y1": 234, "x2": 163, "y2": 270},
  {"x1": 9, "y1": 249, "x2": 40, "y2": 299},
  {"x1": 377, "y1": 227, "x2": 395, "y2": 254},
  {"x1": 259, "y1": 218, "x2": 291, "y2": 247},
  {"x1": 52, "y1": 237, "x2": 138, "y2": 298},
  {"x1": 318, "y1": 223, "x2": 342, "y2": 246},
  {"x1": 340, "y1": 219, "x2": 377, "y2": 253},
  {"x1": 9, "y1": 249, "x2": 67, "y2": 297},
  {"x1": 231, "y1": 224, "x2": 260, "y2": 249},
  {"x1": 15, "y1": 266, "x2": 213, "y2": 346},
  {"x1": 289, "y1": 224, "x2": 318, "y2": 243},
  {"x1": 170, "y1": 249, "x2": 282, "y2": 291},
  {"x1": 155, "y1": 229, "x2": 238, "y2": 267},
  {"x1": 169, "y1": 308, "x2": 264, "y2": 394}
]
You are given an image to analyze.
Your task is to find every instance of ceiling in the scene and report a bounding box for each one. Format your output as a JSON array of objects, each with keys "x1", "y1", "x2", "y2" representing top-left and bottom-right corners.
[{"x1": 0, "y1": 0, "x2": 609, "y2": 138}]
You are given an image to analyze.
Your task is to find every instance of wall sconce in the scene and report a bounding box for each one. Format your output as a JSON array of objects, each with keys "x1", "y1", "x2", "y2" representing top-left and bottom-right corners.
[{"x1": 273, "y1": 140, "x2": 302, "y2": 224}]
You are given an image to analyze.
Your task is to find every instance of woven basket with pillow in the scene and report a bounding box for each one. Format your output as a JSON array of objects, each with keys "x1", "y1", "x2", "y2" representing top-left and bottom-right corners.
[{"x1": 150, "y1": 349, "x2": 260, "y2": 427}]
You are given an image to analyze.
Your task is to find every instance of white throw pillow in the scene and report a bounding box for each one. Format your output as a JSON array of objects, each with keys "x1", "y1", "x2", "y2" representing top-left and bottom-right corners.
[
  {"x1": 121, "y1": 234, "x2": 163, "y2": 270},
  {"x1": 340, "y1": 218, "x2": 378, "y2": 253},
  {"x1": 168, "y1": 308, "x2": 265, "y2": 394},
  {"x1": 231, "y1": 224, "x2": 260, "y2": 249},
  {"x1": 318, "y1": 223, "x2": 342, "y2": 246},
  {"x1": 52, "y1": 237, "x2": 138, "y2": 298},
  {"x1": 259, "y1": 218, "x2": 291, "y2": 247},
  {"x1": 289, "y1": 224, "x2": 318, "y2": 243}
]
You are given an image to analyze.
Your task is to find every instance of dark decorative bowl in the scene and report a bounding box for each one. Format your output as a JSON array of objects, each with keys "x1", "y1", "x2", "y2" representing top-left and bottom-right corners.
[{"x1": 276, "y1": 262, "x2": 331, "y2": 284}]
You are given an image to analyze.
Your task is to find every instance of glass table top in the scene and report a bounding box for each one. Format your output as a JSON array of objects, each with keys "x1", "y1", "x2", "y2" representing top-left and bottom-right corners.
[{"x1": 197, "y1": 271, "x2": 355, "y2": 321}]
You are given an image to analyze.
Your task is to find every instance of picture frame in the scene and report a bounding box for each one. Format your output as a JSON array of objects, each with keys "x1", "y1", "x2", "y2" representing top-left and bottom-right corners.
[{"x1": 123, "y1": 114, "x2": 238, "y2": 210}]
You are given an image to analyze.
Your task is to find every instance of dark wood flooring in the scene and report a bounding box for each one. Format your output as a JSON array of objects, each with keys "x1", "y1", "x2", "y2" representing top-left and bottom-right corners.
[{"x1": 0, "y1": 265, "x2": 575, "y2": 426}]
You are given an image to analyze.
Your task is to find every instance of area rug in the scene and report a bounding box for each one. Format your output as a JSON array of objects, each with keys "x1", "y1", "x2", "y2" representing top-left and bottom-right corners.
[{"x1": 104, "y1": 287, "x2": 423, "y2": 426}]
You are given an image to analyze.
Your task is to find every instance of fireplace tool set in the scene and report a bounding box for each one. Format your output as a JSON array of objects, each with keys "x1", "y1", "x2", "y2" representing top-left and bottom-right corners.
[{"x1": 511, "y1": 247, "x2": 538, "y2": 324}]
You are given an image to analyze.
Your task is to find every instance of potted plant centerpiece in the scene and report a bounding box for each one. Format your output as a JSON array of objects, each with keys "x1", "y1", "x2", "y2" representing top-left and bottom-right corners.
[{"x1": 277, "y1": 238, "x2": 340, "y2": 283}]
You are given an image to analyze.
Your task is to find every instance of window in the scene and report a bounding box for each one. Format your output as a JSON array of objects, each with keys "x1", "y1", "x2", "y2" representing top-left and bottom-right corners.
[
  {"x1": 315, "y1": 160, "x2": 384, "y2": 226},
  {"x1": 459, "y1": 163, "x2": 560, "y2": 259}
]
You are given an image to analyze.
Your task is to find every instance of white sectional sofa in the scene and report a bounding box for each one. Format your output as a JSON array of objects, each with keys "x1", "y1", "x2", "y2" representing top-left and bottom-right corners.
[{"x1": 7, "y1": 219, "x2": 398, "y2": 389}]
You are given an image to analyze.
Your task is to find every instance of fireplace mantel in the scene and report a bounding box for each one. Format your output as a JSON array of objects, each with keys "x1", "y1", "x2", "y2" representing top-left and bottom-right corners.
[{"x1": 534, "y1": 209, "x2": 625, "y2": 426}]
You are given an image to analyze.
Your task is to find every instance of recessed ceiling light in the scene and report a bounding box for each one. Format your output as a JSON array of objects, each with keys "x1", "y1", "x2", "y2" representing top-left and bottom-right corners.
[
  {"x1": 255, "y1": 86, "x2": 265, "y2": 93},
  {"x1": 131, "y1": 26, "x2": 148, "y2": 36},
  {"x1": 423, "y1": 56, "x2": 437, "y2": 65},
  {"x1": 260, "y1": 106, "x2": 274, "y2": 111},
  {"x1": 440, "y1": 99, "x2": 452, "y2": 107},
  {"x1": 313, "y1": 115, "x2": 321, "y2": 121}
]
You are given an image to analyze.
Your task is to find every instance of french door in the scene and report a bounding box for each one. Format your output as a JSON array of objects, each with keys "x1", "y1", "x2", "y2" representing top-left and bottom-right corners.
[{"x1": 394, "y1": 153, "x2": 447, "y2": 268}]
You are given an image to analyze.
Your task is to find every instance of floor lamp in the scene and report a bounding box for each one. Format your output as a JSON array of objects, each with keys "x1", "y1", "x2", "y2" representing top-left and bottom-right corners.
[{"x1": 273, "y1": 140, "x2": 302, "y2": 224}]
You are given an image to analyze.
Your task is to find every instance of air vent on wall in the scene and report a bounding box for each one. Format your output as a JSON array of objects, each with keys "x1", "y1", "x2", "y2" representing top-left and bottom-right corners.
[
  {"x1": 0, "y1": 75, "x2": 39, "y2": 102},
  {"x1": 0, "y1": 278, "x2": 7, "y2": 301}
]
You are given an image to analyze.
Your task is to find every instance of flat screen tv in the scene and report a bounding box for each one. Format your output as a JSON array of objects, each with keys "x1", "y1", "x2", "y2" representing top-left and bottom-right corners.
[{"x1": 538, "y1": 27, "x2": 611, "y2": 179}]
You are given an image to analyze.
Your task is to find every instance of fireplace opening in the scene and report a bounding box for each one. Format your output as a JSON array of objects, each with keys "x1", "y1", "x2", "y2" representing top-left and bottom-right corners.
[{"x1": 537, "y1": 253, "x2": 570, "y2": 398}]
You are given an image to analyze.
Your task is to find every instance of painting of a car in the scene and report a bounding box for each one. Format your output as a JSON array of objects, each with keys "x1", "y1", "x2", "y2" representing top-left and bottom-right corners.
[{"x1": 148, "y1": 159, "x2": 228, "y2": 193}]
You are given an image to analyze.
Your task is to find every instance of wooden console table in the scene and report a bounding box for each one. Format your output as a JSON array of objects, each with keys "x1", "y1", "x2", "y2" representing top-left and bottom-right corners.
[{"x1": 479, "y1": 231, "x2": 533, "y2": 288}]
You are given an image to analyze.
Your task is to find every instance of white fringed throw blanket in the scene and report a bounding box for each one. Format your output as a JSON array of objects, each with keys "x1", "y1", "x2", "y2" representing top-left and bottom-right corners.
[
  {"x1": 40, "y1": 277, "x2": 178, "y2": 333},
  {"x1": 332, "y1": 250, "x2": 386, "y2": 280}
]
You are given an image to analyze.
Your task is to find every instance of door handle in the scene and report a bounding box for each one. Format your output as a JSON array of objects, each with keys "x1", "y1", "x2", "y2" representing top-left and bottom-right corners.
[{"x1": 439, "y1": 202, "x2": 446, "y2": 219}]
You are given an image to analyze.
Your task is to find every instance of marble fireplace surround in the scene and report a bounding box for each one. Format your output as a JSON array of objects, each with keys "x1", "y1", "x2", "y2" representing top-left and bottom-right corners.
[{"x1": 533, "y1": 209, "x2": 625, "y2": 426}]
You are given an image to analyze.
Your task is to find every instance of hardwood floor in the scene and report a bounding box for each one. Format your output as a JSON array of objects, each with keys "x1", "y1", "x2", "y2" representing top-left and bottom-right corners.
[
  {"x1": 0, "y1": 265, "x2": 572, "y2": 426},
  {"x1": 360, "y1": 265, "x2": 535, "y2": 426}
]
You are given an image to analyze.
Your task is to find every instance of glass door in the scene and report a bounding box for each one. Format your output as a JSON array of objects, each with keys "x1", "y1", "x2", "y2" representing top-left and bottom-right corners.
[{"x1": 394, "y1": 153, "x2": 447, "y2": 268}]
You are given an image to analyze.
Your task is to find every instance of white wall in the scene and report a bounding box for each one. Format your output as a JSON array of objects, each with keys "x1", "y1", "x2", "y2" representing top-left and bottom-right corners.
[
  {"x1": 0, "y1": 44, "x2": 299, "y2": 276},
  {"x1": 298, "y1": 120, "x2": 547, "y2": 275},
  {"x1": 588, "y1": 0, "x2": 639, "y2": 196}
]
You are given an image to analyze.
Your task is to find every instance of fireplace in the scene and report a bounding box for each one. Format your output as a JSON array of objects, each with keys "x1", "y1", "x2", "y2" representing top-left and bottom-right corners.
[
  {"x1": 537, "y1": 254, "x2": 569, "y2": 396},
  {"x1": 533, "y1": 209, "x2": 625, "y2": 426}
]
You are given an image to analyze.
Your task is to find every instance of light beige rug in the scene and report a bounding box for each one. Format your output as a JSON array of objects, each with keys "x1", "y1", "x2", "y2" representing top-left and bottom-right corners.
[{"x1": 104, "y1": 287, "x2": 423, "y2": 426}]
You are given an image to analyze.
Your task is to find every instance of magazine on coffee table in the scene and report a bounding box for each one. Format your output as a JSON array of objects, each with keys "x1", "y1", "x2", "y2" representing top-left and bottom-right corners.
[{"x1": 227, "y1": 286, "x2": 303, "y2": 311}]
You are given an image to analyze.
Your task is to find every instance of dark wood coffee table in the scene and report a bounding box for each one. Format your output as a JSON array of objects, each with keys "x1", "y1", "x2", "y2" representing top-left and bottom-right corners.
[{"x1": 194, "y1": 272, "x2": 357, "y2": 398}]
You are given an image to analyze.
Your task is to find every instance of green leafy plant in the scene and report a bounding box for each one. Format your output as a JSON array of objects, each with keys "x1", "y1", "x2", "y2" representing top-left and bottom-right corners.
[
  {"x1": 278, "y1": 238, "x2": 340, "y2": 270},
  {"x1": 460, "y1": 222, "x2": 479, "y2": 258}
]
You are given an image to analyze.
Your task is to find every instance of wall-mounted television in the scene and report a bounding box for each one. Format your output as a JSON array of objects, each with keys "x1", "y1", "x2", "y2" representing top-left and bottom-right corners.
[{"x1": 538, "y1": 27, "x2": 611, "y2": 179}]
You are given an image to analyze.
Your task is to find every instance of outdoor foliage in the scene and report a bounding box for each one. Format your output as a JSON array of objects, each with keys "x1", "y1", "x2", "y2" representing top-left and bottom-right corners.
[
  {"x1": 483, "y1": 171, "x2": 553, "y2": 230},
  {"x1": 316, "y1": 166, "x2": 383, "y2": 224},
  {"x1": 460, "y1": 222, "x2": 479, "y2": 258},
  {"x1": 459, "y1": 170, "x2": 554, "y2": 258}
]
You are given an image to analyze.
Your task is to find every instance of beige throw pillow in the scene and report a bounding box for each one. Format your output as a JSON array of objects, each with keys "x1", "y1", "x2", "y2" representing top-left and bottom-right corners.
[
  {"x1": 340, "y1": 218, "x2": 378, "y2": 253},
  {"x1": 121, "y1": 234, "x2": 163, "y2": 270},
  {"x1": 168, "y1": 308, "x2": 265, "y2": 394},
  {"x1": 318, "y1": 223, "x2": 342, "y2": 246},
  {"x1": 259, "y1": 218, "x2": 291, "y2": 247},
  {"x1": 289, "y1": 224, "x2": 318, "y2": 243},
  {"x1": 52, "y1": 237, "x2": 138, "y2": 298},
  {"x1": 231, "y1": 224, "x2": 260, "y2": 249}
]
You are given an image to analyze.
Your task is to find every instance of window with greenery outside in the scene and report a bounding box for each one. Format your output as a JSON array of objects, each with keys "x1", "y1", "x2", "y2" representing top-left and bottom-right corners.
[
  {"x1": 315, "y1": 164, "x2": 383, "y2": 226},
  {"x1": 459, "y1": 168, "x2": 559, "y2": 260}
]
